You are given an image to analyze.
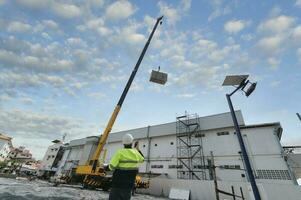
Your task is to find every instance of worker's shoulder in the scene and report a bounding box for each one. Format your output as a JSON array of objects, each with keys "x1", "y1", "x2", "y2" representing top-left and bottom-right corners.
[{"x1": 119, "y1": 148, "x2": 139, "y2": 154}]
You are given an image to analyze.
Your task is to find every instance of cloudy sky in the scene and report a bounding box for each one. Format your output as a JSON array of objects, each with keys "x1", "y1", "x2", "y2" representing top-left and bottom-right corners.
[{"x1": 0, "y1": 0, "x2": 300, "y2": 159}]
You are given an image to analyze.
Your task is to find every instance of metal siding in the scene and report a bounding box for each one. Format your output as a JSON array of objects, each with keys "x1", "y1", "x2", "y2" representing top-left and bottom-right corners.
[{"x1": 107, "y1": 111, "x2": 244, "y2": 143}]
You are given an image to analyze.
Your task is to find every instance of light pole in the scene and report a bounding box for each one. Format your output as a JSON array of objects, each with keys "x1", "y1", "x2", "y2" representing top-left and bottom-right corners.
[
  {"x1": 297, "y1": 113, "x2": 301, "y2": 122},
  {"x1": 222, "y1": 75, "x2": 261, "y2": 200}
]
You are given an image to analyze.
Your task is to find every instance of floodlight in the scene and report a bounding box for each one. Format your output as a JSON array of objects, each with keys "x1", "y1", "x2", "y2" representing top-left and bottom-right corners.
[
  {"x1": 222, "y1": 75, "x2": 249, "y2": 86},
  {"x1": 245, "y1": 82, "x2": 257, "y2": 97}
]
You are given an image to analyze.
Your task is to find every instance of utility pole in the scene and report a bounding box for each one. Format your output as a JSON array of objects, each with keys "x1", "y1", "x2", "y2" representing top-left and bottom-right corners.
[{"x1": 297, "y1": 113, "x2": 301, "y2": 122}]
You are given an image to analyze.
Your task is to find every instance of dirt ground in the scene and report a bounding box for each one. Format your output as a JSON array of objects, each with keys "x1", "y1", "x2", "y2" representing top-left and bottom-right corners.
[{"x1": 0, "y1": 177, "x2": 166, "y2": 200}]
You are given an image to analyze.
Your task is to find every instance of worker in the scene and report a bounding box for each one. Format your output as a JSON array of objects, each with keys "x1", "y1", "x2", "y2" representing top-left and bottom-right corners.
[{"x1": 107, "y1": 133, "x2": 144, "y2": 200}]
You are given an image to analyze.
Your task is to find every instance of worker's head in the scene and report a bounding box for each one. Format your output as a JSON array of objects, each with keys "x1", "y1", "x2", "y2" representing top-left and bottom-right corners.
[{"x1": 122, "y1": 133, "x2": 134, "y2": 148}]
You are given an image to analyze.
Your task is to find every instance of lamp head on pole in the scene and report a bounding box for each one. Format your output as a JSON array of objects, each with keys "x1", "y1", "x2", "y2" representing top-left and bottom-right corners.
[
  {"x1": 222, "y1": 75, "x2": 257, "y2": 97},
  {"x1": 245, "y1": 82, "x2": 257, "y2": 97}
]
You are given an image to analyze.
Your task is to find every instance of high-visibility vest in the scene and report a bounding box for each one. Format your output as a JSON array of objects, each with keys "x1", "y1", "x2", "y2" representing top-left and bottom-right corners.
[{"x1": 109, "y1": 148, "x2": 144, "y2": 170}]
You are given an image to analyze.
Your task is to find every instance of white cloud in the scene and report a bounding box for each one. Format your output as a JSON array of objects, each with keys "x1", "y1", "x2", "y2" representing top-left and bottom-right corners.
[
  {"x1": 129, "y1": 81, "x2": 143, "y2": 92},
  {"x1": 224, "y1": 20, "x2": 248, "y2": 34},
  {"x1": 194, "y1": 39, "x2": 218, "y2": 54},
  {"x1": 21, "y1": 97, "x2": 34, "y2": 105},
  {"x1": 0, "y1": 49, "x2": 74, "y2": 72},
  {"x1": 88, "y1": 92, "x2": 106, "y2": 100},
  {"x1": 85, "y1": 17, "x2": 112, "y2": 36},
  {"x1": 269, "y1": 80, "x2": 281, "y2": 87},
  {"x1": 256, "y1": 35, "x2": 284, "y2": 55},
  {"x1": 267, "y1": 57, "x2": 280, "y2": 70},
  {"x1": 208, "y1": 0, "x2": 231, "y2": 21},
  {"x1": 241, "y1": 34, "x2": 253, "y2": 41},
  {"x1": 296, "y1": 0, "x2": 301, "y2": 7},
  {"x1": 114, "y1": 23, "x2": 145, "y2": 45},
  {"x1": 52, "y1": 2, "x2": 82, "y2": 19},
  {"x1": 181, "y1": 0, "x2": 191, "y2": 11},
  {"x1": 258, "y1": 15, "x2": 295, "y2": 33},
  {"x1": 192, "y1": 38, "x2": 240, "y2": 63},
  {"x1": 208, "y1": 44, "x2": 240, "y2": 62},
  {"x1": 105, "y1": 1, "x2": 135, "y2": 21},
  {"x1": 7, "y1": 21, "x2": 31, "y2": 32},
  {"x1": 0, "y1": 0, "x2": 6, "y2": 5},
  {"x1": 172, "y1": 66, "x2": 223, "y2": 89},
  {"x1": 86, "y1": 18, "x2": 104, "y2": 29},
  {"x1": 42, "y1": 20, "x2": 59, "y2": 30},
  {"x1": 297, "y1": 48, "x2": 301, "y2": 62},
  {"x1": 0, "y1": 108, "x2": 96, "y2": 159},
  {"x1": 0, "y1": 72, "x2": 65, "y2": 89},
  {"x1": 269, "y1": 6, "x2": 282, "y2": 17},
  {"x1": 292, "y1": 26, "x2": 301, "y2": 42},
  {"x1": 158, "y1": 2, "x2": 179, "y2": 25},
  {"x1": 67, "y1": 37, "x2": 86, "y2": 47},
  {"x1": 16, "y1": 0, "x2": 50, "y2": 9},
  {"x1": 88, "y1": 0, "x2": 104, "y2": 7},
  {"x1": 176, "y1": 93, "x2": 196, "y2": 99}
]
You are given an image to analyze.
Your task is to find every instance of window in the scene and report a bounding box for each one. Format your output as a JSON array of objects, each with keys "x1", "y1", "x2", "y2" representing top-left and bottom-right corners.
[
  {"x1": 169, "y1": 165, "x2": 183, "y2": 169},
  {"x1": 151, "y1": 165, "x2": 163, "y2": 168},
  {"x1": 217, "y1": 131, "x2": 229, "y2": 136},
  {"x1": 219, "y1": 165, "x2": 241, "y2": 170},
  {"x1": 193, "y1": 165, "x2": 209, "y2": 169},
  {"x1": 195, "y1": 133, "x2": 205, "y2": 137},
  {"x1": 170, "y1": 142, "x2": 174, "y2": 145},
  {"x1": 256, "y1": 169, "x2": 291, "y2": 180}
]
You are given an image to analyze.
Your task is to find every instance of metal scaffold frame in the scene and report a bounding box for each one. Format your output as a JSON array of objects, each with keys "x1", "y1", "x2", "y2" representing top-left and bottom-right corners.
[{"x1": 176, "y1": 112, "x2": 207, "y2": 180}]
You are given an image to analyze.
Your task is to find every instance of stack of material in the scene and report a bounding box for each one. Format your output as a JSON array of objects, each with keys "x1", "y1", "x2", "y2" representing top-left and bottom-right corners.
[{"x1": 149, "y1": 70, "x2": 168, "y2": 85}]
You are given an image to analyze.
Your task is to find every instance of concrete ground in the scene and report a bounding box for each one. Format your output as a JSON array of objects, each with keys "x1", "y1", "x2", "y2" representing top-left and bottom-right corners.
[{"x1": 0, "y1": 177, "x2": 167, "y2": 200}]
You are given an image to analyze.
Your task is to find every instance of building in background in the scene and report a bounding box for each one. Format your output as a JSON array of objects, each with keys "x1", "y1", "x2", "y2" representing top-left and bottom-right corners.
[
  {"x1": 55, "y1": 136, "x2": 99, "y2": 177},
  {"x1": 0, "y1": 133, "x2": 13, "y2": 162},
  {"x1": 39, "y1": 140, "x2": 66, "y2": 178},
  {"x1": 9, "y1": 146, "x2": 33, "y2": 163}
]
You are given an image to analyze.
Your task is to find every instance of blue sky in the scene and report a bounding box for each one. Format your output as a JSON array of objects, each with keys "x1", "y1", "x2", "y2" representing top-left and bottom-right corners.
[{"x1": 0, "y1": 0, "x2": 300, "y2": 159}]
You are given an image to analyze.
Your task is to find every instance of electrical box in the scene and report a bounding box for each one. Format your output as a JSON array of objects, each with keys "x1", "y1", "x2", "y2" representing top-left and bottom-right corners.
[{"x1": 149, "y1": 70, "x2": 168, "y2": 85}]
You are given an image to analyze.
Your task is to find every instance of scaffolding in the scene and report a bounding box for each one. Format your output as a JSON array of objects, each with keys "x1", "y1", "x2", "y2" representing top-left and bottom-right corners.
[{"x1": 176, "y1": 112, "x2": 207, "y2": 180}]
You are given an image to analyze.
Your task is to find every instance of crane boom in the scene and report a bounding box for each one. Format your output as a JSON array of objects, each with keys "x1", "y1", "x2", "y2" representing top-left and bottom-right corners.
[{"x1": 76, "y1": 16, "x2": 163, "y2": 175}]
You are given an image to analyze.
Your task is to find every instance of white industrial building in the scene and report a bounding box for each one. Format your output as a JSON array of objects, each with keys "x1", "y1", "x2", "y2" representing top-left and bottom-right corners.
[{"x1": 54, "y1": 111, "x2": 301, "y2": 199}]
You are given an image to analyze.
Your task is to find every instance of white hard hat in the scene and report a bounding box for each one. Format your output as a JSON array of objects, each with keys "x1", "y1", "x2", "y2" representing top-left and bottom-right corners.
[{"x1": 122, "y1": 133, "x2": 134, "y2": 145}]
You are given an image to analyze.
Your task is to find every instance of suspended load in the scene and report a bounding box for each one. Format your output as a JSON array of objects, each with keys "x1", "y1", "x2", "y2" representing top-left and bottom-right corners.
[{"x1": 149, "y1": 66, "x2": 168, "y2": 85}]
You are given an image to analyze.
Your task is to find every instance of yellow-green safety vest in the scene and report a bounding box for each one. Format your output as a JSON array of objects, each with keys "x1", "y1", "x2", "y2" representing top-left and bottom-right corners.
[{"x1": 109, "y1": 148, "x2": 144, "y2": 170}]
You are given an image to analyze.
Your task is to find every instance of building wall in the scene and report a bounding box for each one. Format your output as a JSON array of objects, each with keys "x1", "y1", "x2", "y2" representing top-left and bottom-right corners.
[
  {"x1": 56, "y1": 111, "x2": 295, "y2": 185},
  {"x1": 40, "y1": 143, "x2": 64, "y2": 171},
  {"x1": 104, "y1": 125, "x2": 294, "y2": 185},
  {"x1": 55, "y1": 136, "x2": 99, "y2": 176}
]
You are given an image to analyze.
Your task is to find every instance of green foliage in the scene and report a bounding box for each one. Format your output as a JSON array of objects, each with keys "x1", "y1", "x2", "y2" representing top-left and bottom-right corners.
[{"x1": 0, "y1": 161, "x2": 7, "y2": 168}]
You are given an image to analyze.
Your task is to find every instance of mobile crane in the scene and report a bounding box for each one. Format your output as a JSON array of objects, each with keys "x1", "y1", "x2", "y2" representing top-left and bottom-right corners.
[{"x1": 75, "y1": 16, "x2": 164, "y2": 190}]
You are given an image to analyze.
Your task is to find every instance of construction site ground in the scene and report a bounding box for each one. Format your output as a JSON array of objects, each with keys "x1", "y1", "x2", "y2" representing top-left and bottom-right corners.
[{"x1": 0, "y1": 177, "x2": 166, "y2": 200}]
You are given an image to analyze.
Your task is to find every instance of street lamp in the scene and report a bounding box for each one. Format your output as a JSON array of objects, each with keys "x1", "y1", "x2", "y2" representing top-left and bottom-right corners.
[{"x1": 222, "y1": 75, "x2": 261, "y2": 200}]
